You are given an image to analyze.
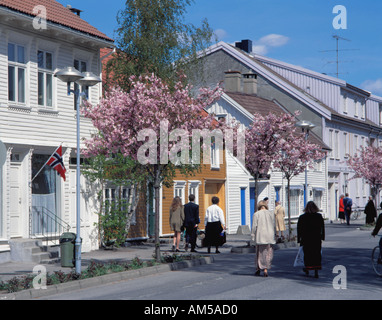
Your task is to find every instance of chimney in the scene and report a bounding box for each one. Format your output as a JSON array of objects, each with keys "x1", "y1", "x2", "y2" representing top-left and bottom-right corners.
[
  {"x1": 66, "y1": 5, "x2": 83, "y2": 16},
  {"x1": 224, "y1": 70, "x2": 241, "y2": 93},
  {"x1": 243, "y1": 71, "x2": 257, "y2": 95},
  {"x1": 235, "y1": 39, "x2": 253, "y2": 54}
]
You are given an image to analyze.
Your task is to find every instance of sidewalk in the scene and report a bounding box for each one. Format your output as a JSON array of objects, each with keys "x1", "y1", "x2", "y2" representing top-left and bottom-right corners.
[{"x1": 0, "y1": 233, "x2": 251, "y2": 283}]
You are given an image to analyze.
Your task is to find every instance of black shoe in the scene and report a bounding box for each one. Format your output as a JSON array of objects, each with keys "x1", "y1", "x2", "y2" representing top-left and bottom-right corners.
[
  {"x1": 191, "y1": 249, "x2": 198, "y2": 252},
  {"x1": 254, "y1": 270, "x2": 261, "y2": 276},
  {"x1": 215, "y1": 250, "x2": 220, "y2": 254}
]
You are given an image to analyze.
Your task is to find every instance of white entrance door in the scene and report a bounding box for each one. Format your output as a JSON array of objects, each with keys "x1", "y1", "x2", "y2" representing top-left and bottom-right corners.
[{"x1": 10, "y1": 163, "x2": 22, "y2": 238}]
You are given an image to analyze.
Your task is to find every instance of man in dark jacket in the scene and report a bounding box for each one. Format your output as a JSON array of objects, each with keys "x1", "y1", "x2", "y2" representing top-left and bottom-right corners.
[
  {"x1": 343, "y1": 193, "x2": 353, "y2": 225},
  {"x1": 184, "y1": 194, "x2": 200, "y2": 252}
]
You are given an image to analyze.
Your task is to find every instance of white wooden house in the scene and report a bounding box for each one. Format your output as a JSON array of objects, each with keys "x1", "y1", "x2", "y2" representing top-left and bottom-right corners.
[
  {"x1": 0, "y1": 0, "x2": 114, "y2": 262},
  {"x1": 207, "y1": 73, "x2": 328, "y2": 233},
  {"x1": 198, "y1": 40, "x2": 382, "y2": 222}
]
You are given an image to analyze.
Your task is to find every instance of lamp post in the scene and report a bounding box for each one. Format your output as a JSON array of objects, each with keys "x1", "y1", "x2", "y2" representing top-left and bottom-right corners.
[
  {"x1": 54, "y1": 67, "x2": 101, "y2": 274},
  {"x1": 295, "y1": 120, "x2": 316, "y2": 207}
]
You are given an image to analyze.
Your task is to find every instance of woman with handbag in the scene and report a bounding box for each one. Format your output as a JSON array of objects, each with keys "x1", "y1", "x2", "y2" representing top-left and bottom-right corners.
[
  {"x1": 297, "y1": 201, "x2": 325, "y2": 278},
  {"x1": 251, "y1": 200, "x2": 276, "y2": 277},
  {"x1": 204, "y1": 196, "x2": 226, "y2": 254}
]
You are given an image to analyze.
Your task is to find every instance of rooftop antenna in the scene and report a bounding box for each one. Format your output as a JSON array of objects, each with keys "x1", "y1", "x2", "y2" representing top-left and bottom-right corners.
[{"x1": 320, "y1": 35, "x2": 359, "y2": 78}]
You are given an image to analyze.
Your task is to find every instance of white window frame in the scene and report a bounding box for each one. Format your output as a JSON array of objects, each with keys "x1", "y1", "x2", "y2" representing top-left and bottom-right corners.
[
  {"x1": 174, "y1": 181, "x2": 186, "y2": 205},
  {"x1": 73, "y1": 58, "x2": 88, "y2": 109},
  {"x1": 37, "y1": 50, "x2": 54, "y2": 108},
  {"x1": 329, "y1": 129, "x2": 334, "y2": 159},
  {"x1": 210, "y1": 137, "x2": 220, "y2": 169},
  {"x1": 8, "y1": 42, "x2": 27, "y2": 105},
  {"x1": 335, "y1": 130, "x2": 340, "y2": 159},
  {"x1": 104, "y1": 184, "x2": 136, "y2": 225},
  {"x1": 343, "y1": 93, "x2": 348, "y2": 114},
  {"x1": 188, "y1": 181, "x2": 200, "y2": 204},
  {"x1": 312, "y1": 188, "x2": 323, "y2": 210}
]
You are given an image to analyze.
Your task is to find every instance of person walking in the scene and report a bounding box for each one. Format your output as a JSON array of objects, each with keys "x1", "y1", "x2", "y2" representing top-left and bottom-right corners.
[
  {"x1": 297, "y1": 201, "x2": 325, "y2": 278},
  {"x1": 343, "y1": 193, "x2": 353, "y2": 225},
  {"x1": 251, "y1": 200, "x2": 276, "y2": 277},
  {"x1": 274, "y1": 201, "x2": 286, "y2": 242},
  {"x1": 338, "y1": 194, "x2": 345, "y2": 224},
  {"x1": 183, "y1": 194, "x2": 200, "y2": 252},
  {"x1": 169, "y1": 196, "x2": 185, "y2": 252},
  {"x1": 364, "y1": 196, "x2": 377, "y2": 225},
  {"x1": 204, "y1": 196, "x2": 226, "y2": 254}
]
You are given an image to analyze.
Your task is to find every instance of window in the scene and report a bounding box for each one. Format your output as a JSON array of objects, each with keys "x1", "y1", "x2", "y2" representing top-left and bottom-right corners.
[
  {"x1": 354, "y1": 99, "x2": 359, "y2": 117},
  {"x1": 210, "y1": 136, "x2": 220, "y2": 169},
  {"x1": 188, "y1": 181, "x2": 200, "y2": 204},
  {"x1": 313, "y1": 189, "x2": 323, "y2": 209},
  {"x1": 329, "y1": 129, "x2": 334, "y2": 158},
  {"x1": 343, "y1": 93, "x2": 348, "y2": 114},
  {"x1": 344, "y1": 132, "x2": 349, "y2": 158},
  {"x1": 334, "y1": 131, "x2": 339, "y2": 159},
  {"x1": 361, "y1": 101, "x2": 366, "y2": 119},
  {"x1": 38, "y1": 50, "x2": 53, "y2": 107},
  {"x1": 104, "y1": 185, "x2": 136, "y2": 225},
  {"x1": 379, "y1": 104, "x2": 382, "y2": 125},
  {"x1": 286, "y1": 188, "x2": 302, "y2": 219},
  {"x1": 174, "y1": 181, "x2": 186, "y2": 204},
  {"x1": 8, "y1": 43, "x2": 26, "y2": 104},
  {"x1": 73, "y1": 59, "x2": 87, "y2": 109}
]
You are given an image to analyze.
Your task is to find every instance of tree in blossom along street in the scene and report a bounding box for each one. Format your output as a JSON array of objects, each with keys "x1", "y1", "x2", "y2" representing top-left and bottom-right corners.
[
  {"x1": 245, "y1": 112, "x2": 298, "y2": 208},
  {"x1": 346, "y1": 145, "x2": 382, "y2": 209},
  {"x1": 82, "y1": 73, "x2": 224, "y2": 261},
  {"x1": 270, "y1": 113, "x2": 326, "y2": 239}
]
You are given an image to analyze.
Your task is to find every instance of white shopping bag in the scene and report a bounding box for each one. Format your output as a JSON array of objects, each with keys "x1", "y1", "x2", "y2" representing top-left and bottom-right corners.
[{"x1": 293, "y1": 246, "x2": 304, "y2": 267}]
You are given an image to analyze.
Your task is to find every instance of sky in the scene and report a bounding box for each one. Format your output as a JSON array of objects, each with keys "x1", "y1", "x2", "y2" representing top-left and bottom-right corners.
[{"x1": 57, "y1": 0, "x2": 382, "y2": 95}]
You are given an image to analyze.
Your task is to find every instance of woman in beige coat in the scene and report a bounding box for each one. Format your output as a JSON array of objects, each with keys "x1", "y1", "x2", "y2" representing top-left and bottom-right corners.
[
  {"x1": 251, "y1": 200, "x2": 276, "y2": 277},
  {"x1": 169, "y1": 196, "x2": 185, "y2": 252},
  {"x1": 274, "y1": 201, "x2": 286, "y2": 242}
]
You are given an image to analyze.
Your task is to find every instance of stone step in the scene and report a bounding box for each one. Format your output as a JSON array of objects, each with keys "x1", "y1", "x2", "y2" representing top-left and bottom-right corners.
[{"x1": 9, "y1": 239, "x2": 61, "y2": 264}]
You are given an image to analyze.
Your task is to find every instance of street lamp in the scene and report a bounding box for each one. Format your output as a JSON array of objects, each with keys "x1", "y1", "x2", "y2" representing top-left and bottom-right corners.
[
  {"x1": 54, "y1": 67, "x2": 101, "y2": 274},
  {"x1": 295, "y1": 120, "x2": 316, "y2": 207}
]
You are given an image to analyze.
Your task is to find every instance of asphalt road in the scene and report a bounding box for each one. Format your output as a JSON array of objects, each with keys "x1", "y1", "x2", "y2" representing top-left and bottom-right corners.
[{"x1": 39, "y1": 221, "x2": 382, "y2": 301}]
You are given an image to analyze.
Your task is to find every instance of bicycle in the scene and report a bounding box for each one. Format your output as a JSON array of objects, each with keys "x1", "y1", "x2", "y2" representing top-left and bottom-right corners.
[{"x1": 371, "y1": 236, "x2": 382, "y2": 277}]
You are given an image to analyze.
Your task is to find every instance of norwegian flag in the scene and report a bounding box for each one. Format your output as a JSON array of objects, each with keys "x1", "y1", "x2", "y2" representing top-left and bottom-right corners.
[{"x1": 47, "y1": 145, "x2": 66, "y2": 181}]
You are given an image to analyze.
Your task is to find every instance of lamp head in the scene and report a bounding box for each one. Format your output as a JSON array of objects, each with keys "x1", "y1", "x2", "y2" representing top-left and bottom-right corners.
[{"x1": 54, "y1": 66, "x2": 83, "y2": 83}]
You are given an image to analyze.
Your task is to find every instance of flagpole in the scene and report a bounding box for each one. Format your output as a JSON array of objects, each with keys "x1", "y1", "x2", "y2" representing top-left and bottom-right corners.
[{"x1": 31, "y1": 145, "x2": 61, "y2": 183}]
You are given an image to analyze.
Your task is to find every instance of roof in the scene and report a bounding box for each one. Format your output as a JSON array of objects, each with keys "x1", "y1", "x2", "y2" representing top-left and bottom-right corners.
[
  {"x1": 0, "y1": 0, "x2": 113, "y2": 42},
  {"x1": 225, "y1": 92, "x2": 330, "y2": 151}
]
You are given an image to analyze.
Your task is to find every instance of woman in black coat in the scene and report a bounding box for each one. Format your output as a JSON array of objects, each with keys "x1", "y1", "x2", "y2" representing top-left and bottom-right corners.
[
  {"x1": 297, "y1": 201, "x2": 325, "y2": 278},
  {"x1": 364, "y1": 196, "x2": 377, "y2": 225}
]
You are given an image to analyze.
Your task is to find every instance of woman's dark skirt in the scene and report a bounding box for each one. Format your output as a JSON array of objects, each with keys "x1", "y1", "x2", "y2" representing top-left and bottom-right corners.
[
  {"x1": 303, "y1": 241, "x2": 322, "y2": 270},
  {"x1": 205, "y1": 221, "x2": 223, "y2": 247},
  {"x1": 338, "y1": 211, "x2": 345, "y2": 220}
]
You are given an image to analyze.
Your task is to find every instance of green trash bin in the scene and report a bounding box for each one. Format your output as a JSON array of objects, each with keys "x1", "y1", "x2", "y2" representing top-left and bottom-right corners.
[{"x1": 60, "y1": 232, "x2": 76, "y2": 268}]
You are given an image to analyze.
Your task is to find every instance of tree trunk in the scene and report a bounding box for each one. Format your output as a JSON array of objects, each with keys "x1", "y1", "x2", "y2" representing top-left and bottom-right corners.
[
  {"x1": 254, "y1": 174, "x2": 259, "y2": 213},
  {"x1": 153, "y1": 166, "x2": 162, "y2": 263},
  {"x1": 287, "y1": 178, "x2": 292, "y2": 240}
]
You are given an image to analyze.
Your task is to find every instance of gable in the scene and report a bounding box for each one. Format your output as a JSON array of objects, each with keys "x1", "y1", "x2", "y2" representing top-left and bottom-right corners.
[{"x1": 0, "y1": 0, "x2": 113, "y2": 42}]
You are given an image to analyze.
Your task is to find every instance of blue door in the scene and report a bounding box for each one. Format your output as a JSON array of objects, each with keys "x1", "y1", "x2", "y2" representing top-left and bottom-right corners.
[
  {"x1": 250, "y1": 187, "x2": 256, "y2": 226},
  {"x1": 241, "y1": 188, "x2": 246, "y2": 225}
]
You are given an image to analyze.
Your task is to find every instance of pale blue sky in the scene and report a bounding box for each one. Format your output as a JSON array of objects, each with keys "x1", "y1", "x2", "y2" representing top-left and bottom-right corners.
[{"x1": 57, "y1": 0, "x2": 382, "y2": 94}]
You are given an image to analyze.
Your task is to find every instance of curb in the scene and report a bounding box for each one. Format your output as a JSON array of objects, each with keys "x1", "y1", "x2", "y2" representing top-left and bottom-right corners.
[
  {"x1": 0, "y1": 256, "x2": 214, "y2": 300},
  {"x1": 231, "y1": 241, "x2": 298, "y2": 254}
]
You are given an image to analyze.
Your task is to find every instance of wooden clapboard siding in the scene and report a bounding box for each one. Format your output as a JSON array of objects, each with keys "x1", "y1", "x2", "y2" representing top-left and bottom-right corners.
[{"x1": 161, "y1": 151, "x2": 227, "y2": 236}]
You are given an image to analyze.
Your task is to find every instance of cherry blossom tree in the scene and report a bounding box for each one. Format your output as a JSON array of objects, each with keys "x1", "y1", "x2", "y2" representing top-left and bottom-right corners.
[
  {"x1": 346, "y1": 145, "x2": 382, "y2": 209},
  {"x1": 245, "y1": 111, "x2": 325, "y2": 239},
  {"x1": 82, "y1": 73, "x2": 222, "y2": 261},
  {"x1": 272, "y1": 120, "x2": 326, "y2": 239},
  {"x1": 245, "y1": 112, "x2": 297, "y2": 207}
]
